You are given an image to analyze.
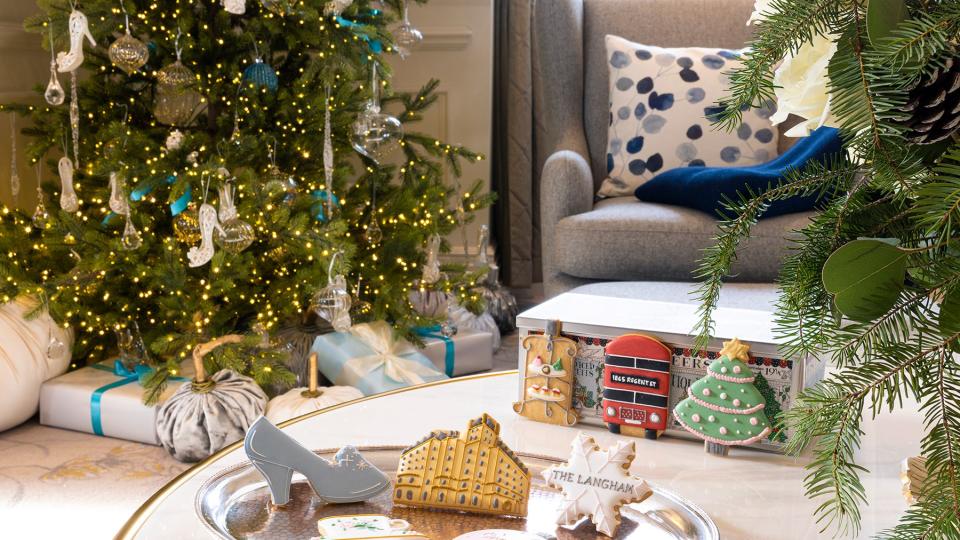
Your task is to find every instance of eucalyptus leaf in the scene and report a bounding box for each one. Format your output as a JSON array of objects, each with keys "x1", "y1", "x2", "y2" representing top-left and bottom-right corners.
[
  {"x1": 866, "y1": 0, "x2": 909, "y2": 45},
  {"x1": 822, "y1": 239, "x2": 907, "y2": 321}
]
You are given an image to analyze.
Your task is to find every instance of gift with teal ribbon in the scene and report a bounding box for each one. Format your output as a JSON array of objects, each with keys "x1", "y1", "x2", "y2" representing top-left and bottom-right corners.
[
  {"x1": 312, "y1": 321, "x2": 448, "y2": 396},
  {"x1": 414, "y1": 326, "x2": 494, "y2": 377},
  {"x1": 39, "y1": 359, "x2": 191, "y2": 445}
]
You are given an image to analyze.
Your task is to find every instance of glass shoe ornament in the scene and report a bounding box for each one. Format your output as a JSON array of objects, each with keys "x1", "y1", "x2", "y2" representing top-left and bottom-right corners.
[
  {"x1": 154, "y1": 45, "x2": 203, "y2": 127},
  {"x1": 109, "y1": 32, "x2": 149, "y2": 75},
  {"x1": 311, "y1": 253, "x2": 352, "y2": 332},
  {"x1": 56, "y1": 9, "x2": 96, "y2": 73},
  {"x1": 44, "y1": 27, "x2": 65, "y2": 106},
  {"x1": 394, "y1": 0, "x2": 424, "y2": 59},
  {"x1": 58, "y1": 156, "x2": 79, "y2": 213},
  {"x1": 222, "y1": 0, "x2": 246, "y2": 14},
  {"x1": 242, "y1": 57, "x2": 279, "y2": 92},
  {"x1": 173, "y1": 203, "x2": 202, "y2": 244}
]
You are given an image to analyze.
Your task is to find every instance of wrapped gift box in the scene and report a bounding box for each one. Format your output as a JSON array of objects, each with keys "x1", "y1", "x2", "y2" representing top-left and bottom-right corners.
[
  {"x1": 415, "y1": 327, "x2": 493, "y2": 377},
  {"x1": 313, "y1": 321, "x2": 448, "y2": 396},
  {"x1": 516, "y1": 293, "x2": 826, "y2": 453},
  {"x1": 39, "y1": 360, "x2": 191, "y2": 445}
]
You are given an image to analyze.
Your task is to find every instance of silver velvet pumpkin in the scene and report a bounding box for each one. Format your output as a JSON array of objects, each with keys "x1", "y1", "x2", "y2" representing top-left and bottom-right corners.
[
  {"x1": 156, "y1": 368, "x2": 267, "y2": 462},
  {"x1": 447, "y1": 303, "x2": 501, "y2": 352}
]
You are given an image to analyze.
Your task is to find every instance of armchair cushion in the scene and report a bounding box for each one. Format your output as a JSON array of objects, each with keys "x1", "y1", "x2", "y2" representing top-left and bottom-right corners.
[
  {"x1": 554, "y1": 196, "x2": 812, "y2": 281},
  {"x1": 635, "y1": 126, "x2": 843, "y2": 218},
  {"x1": 597, "y1": 35, "x2": 779, "y2": 197}
]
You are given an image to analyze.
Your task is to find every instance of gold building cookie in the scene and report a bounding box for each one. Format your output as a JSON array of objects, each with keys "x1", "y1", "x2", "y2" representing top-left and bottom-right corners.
[{"x1": 394, "y1": 414, "x2": 530, "y2": 517}]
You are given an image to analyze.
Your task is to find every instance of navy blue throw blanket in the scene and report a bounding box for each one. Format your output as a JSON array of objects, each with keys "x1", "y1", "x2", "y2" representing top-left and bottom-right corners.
[{"x1": 634, "y1": 126, "x2": 843, "y2": 219}]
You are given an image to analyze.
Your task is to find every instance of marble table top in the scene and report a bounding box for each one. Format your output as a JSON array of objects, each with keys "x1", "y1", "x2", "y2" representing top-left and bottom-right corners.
[{"x1": 117, "y1": 371, "x2": 917, "y2": 539}]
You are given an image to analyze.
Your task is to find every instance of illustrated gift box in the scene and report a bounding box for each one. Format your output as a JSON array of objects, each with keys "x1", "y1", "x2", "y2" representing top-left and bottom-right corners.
[
  {"x1": 313, "y1": 321, "x2": 448, "y2": 396},
  {"x1": 516, "y1": 293, "x2": 826, "y2": 452},
  {"x1": 39, "y1": 359, "x2": 190, "y2": 445},
  {"x1": 414, "y1": 326, "x2": 493, "y2": 377}
]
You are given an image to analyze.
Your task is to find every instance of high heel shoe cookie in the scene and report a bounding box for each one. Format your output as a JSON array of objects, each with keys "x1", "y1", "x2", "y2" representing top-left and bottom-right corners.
[{"x1": 244, "y1": 416, "x2": 391, "y2": 506}]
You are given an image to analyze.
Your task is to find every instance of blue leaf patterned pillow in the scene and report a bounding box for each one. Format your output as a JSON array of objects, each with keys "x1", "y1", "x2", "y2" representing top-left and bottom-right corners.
[{"x1": 598, "y1": 35, "x2": 779, "y2": 198}]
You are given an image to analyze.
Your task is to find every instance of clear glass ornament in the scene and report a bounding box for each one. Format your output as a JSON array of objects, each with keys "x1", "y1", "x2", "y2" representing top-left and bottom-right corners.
[
  {"x1": 394, "y1": 1, "x2": 423, "y2": 59},
  {"x1": 109, "y1": 32, "x2": 149, "y2": 75},
  {"x1": 116, "y1": 320, "x2": 148, "y2": 370},
  {"x1": 351, "y1": 62, "x2": 403, "y2": 163},
  {"x1": 364, "y1": 217, "x2": 383, "y2": 245},
  {"x1": 260, "y1": 0, "x2": 294, "y2": 15},
  {"x1": 44, "y1": 60, "x2": 65, "y2": 106},
  {"x1": 264, "y1": 165, "x2": 298, "y2": 203},
  {"x1": 121, "y1": 214, "x2": 143, "y2": 250},
  {"x1": 46, "y1": 328, "x2": 67, "y2": 359},
  {"x1": 44, "y1": 25, "x2": 64, "y2": 105},
  {"x1": 312, "y1": 253, "x2": 352, "y2": 332},
  {"x1": 215, "y1": 219, "x2": 255, "y2": 254},
  {"x1": 9, "y1": 114, "x2": 19, "y2": 203},
  {"x1": 32, "y1": 163, "x2": 48, "y2": 228},
  {"x1": 173, "y1": 203, "x2": 202, "y2": 244},
  {"x1": 154, "y1": 60, "x2": 203, "y2": 127},
  {"x1": 351, "y1": 112, "x2": 403, "y2": 163}
]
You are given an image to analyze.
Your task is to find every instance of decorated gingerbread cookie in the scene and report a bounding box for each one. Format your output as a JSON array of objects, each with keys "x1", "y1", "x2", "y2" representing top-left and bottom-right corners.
[
  {"x1": 393, "y1": 414, "x2": 531, "y2": 517},
  {"x1": 672, "y1": 338, "x2": 773, "y2": 456},
  {"x1": 315, "y1": 515, "x2": 426, "y2": 539},
  {"x1": 513, "y1": 320, "x2": 578, "y2": 426},
  {"x1": 543, "y1": 433, "x2": 652, "y2": 537}
]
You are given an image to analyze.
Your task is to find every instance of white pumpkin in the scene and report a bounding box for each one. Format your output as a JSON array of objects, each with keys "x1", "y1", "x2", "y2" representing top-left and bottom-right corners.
[
  {"x1": 265, "y1": 385, "x2": 363, "y2": 424},
  {"x1": 0, "y1": 298, "x2": 73, "y2": 432}
]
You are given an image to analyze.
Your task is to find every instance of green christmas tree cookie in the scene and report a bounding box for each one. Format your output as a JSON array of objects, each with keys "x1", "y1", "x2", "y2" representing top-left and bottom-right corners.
[{"x1": 673, "y1": 338, "x2": 772, "y2": 456}]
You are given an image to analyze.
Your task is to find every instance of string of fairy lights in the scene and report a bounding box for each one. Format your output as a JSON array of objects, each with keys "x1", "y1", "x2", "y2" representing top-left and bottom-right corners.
[{"x1": 0, "y1": 0, "x2": 486, "y2": 367}]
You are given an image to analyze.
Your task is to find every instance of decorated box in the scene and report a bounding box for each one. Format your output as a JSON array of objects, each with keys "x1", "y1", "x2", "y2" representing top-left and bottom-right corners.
[
  {"x1": 414, "y1": 326, "x2": 494, "y2": 377},
  {"x1": 39, "y1": 359, "x2": 190, "y2": 445},
  {"x1": 516, "y1": 293, "x2": 826, "y2": 452},
  {"x1": 313, "y1": 321, "x2": 448, "y2": 396}
]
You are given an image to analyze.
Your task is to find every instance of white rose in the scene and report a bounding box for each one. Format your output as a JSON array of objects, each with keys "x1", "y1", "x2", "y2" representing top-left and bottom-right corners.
[
  {"x1": 165, "y1": 129, "x2": 184, "y2": 151},
  {"x1": 747, "y1": 0, "x2": 775, "y2": 25},
  {"x1": 769, "y1": 33, "x2": 841, "y2": 137}
]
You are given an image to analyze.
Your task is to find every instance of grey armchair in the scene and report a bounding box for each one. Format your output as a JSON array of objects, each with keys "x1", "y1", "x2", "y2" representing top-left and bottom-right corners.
[{"x1": 536, "y1": 0, "x2": 813, "y2": 297}]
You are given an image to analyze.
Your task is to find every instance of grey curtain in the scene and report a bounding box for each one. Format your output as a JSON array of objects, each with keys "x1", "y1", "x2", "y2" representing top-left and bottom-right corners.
[{"x1": 492, "y1": 0, "x2": 541, "y2": 287}]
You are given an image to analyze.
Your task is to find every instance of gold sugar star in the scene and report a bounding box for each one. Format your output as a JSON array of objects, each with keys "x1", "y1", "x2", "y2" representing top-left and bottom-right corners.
[{"x1": 719, "y1": 337, "x2": 751, "y2": 361}]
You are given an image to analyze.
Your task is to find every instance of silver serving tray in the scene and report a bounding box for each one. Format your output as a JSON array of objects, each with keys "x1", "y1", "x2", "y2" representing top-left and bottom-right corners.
[{"x1": 196, "y1": 446, "x2": 719, "y2": 540}]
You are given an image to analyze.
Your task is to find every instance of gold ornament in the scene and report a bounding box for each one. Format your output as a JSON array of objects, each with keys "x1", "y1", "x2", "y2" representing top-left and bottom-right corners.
[
  {"x1": 109, "y1": 32, "x2": 149, "y2": 75},
  {"x1": 260, "y1": 0, "x2": 294, "y2": 15},
  {"x1": 173, "y1": 204, "x2": 202, "y2": 244},
  {"x1": 215, "y1": 218, "x2": 255, "y2": 254},
  {"x1": 263, "y1": 165, "x2": 298, "y2": 204},
  {"x1": 154, "y1": 60, "x2": 203, "y2": 126}
]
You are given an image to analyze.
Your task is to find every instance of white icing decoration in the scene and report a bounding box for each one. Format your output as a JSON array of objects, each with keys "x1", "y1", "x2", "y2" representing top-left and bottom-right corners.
[
  {"x1": 719, "y1": 426, "x2": 728, "y2": 435},
  {"x1": 707, "y1": 415, "x2": 715, "y2": 423},
  {"x1": 691, "y1": 413, "x2": 701, "y2": 422},
  {"x1": 721, "y1": 366, "x2": 728, "y2": 373},
  {"x1": 543, "y1": 434, "x2": 652, "y2": 537},
  {"x1": 741, "y1": 388, "x2": 746, "y2": 393},
  {"x1": 702, "y1": 388, "x2": 711, "y2": 397},
  {"x1": 733, "y1": 399, "x2": 741, "y2": 406},
  {"x1": 720, "y1": 392, "x2": 728, "y2": 400},
  {"x1": 733, "y1": 365, "x2": 741, "y2": 373},
  {"x1": 750, "y1": 417, "x2": 758, "y2": 426}
]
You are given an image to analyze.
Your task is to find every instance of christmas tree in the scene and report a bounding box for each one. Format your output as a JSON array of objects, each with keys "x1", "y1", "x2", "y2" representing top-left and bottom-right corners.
[
  {"x1": 673, "y1": 338, "x2": 771, "y2": 455},
  {"x1": 0, "y1": 0, "x2": 492, "y2": 401}
]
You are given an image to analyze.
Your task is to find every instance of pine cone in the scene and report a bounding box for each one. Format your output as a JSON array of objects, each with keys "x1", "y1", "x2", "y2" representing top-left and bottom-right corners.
[{"x1": 901, "y1": 56, "x2": 960, "y2": 144}]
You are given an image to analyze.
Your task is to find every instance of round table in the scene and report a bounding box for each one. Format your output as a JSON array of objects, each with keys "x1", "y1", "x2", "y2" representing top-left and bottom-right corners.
[{"x1": 117, "y1": 371, "x2": 917, "y2": 539}]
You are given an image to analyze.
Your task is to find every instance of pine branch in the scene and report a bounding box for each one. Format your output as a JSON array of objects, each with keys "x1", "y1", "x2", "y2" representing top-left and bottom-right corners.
[{"x1": 692, "y1": 161, "x2": 853, "y2": 350}]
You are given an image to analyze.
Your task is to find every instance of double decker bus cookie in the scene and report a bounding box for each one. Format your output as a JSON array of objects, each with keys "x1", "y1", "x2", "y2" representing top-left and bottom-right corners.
[{"x1": 602, "y1": 334, "x2": 672, "y2": 440}]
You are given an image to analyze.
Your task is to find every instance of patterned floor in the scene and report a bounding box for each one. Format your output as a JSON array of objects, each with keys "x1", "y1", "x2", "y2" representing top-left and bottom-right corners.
[{"x1": 0, "y1": 332, "x2": 519, "y2": 539}]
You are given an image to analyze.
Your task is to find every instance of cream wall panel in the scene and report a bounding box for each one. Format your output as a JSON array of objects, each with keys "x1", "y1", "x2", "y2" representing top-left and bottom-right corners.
[{"x1": 386, "y1": 0, "x2": 493, "y2": 259}]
